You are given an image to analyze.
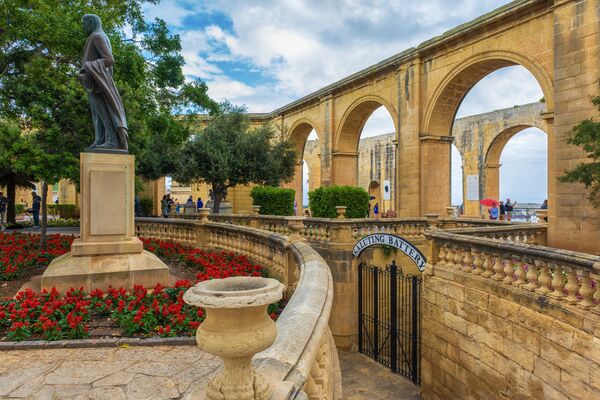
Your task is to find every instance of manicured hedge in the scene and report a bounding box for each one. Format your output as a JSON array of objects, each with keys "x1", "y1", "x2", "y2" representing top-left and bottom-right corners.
[
  {"x1": 250, "y1": 186, "x2": 295, "y2": 216},
  {"x1": 48, "y1": 204, "x2": 79, "y2": 219},
  {"x1": 140, "y1": 197, "x2": 154, "y2": 217},
  {"x1": 308, "y1": 186, "x2": 369, "y2": 218}
]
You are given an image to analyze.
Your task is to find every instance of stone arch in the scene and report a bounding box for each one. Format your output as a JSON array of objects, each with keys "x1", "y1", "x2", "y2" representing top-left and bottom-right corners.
[
  {"x1": 333, "y1": 95, "x2": 397, "y2": 187},
  {"x1": 335, "y1": 95, "x2": 398, "y2": 153},
  {"x1": 420, "y1": 50, "x2": 552, "y2": 215},
  {"x1": 423, "y1": 50, "x2": 553, "y2": 137},
  {"x1": 289, "y1": 118, "x2": 321, "y2": 156},
  {"x1": 287, "y1": 118, "x2": 322, "y2": 212},
  {"x1": 483, "y1": 124, "x2": 548, "y2": 202}
]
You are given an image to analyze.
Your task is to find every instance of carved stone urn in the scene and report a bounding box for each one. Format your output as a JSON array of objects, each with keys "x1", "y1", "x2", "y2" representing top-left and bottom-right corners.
[{"x1": 183, "y1": 276, "x2": 284, "y2": 400}]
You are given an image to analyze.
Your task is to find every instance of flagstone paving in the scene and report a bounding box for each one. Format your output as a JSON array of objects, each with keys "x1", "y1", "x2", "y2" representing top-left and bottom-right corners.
[
  {"x1": 340, "y1": 352, "x2": 421, "y2": 400},
  {"x1": 0, "y1": 345, "x2": 221, "y2": 399}
]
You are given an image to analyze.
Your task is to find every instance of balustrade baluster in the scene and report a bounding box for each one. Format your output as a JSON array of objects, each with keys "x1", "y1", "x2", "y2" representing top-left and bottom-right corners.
[
  {"x1": 578, "y1": 271, "x2": 594, "y2": 309},
  {"x1": 564, "y1": 267, "x2": 579, "y2": 304},
  {"x1": 513, "y1": 257, "x2": 526, "y2": 286},
  {"x1": 462, "y1": 248, "x2": 473, "y2": 272},
  {"x1": 491, "y1": 255, "x2": 504, "y2": 281},
  {"x1": 437, "y1": 244, "x2": 447, "y2": 266},
  {"x1": 472, "y1": 249, "x2": 483, "y2": 275},
  {"x1": 482, "y1": 252, "x2": 493, "y2": 278},
  {"x1": 444, "y1": 245, "x2": 454, "y2": 268},
  {"x1": 535, "y1": 260, "x2": 551, "y2": 295},
  {"x1": 549, "y1": 263, "x2": 565, "y2": 299},
  {"x1": 523, "y1": 257, "x2": 539, "y2": 291},
  {"x1": 452, "y1": 246, "x2": 463, "y2": 271},
  {"x1": 503, "y1": 257, "x2": 515, "y2": 285}
]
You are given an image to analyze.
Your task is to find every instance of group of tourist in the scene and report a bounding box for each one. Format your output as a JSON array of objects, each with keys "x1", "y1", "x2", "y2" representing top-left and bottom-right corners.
[
  {"x1": 161, "y1": 194, "x2": 206, "y2": 217},
  {"x1": 488, "y1": 198, "x2": 517, "y2": 220}
]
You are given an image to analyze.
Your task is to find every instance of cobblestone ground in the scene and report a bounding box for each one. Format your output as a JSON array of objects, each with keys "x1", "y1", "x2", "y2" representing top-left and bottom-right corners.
[
  {"x1": 0, "y1": 346, "x2": 221, "y2": 399},
  {"x1": 340, "y1": 352, "x2": 420, "y2": 400}
]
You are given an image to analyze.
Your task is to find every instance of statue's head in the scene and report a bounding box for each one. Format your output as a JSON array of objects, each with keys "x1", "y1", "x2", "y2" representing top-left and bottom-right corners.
[{"x1": 82, "y1": 14, "x2": 102, "y2": 34}]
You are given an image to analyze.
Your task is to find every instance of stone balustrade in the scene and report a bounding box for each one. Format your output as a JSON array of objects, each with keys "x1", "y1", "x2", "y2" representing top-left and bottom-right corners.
[
  {"x1": 426, "y1": 229, "x2": 599, "y2": 311},
  {"x1": 444, "y1": 224, "x2": 548, "y2": 246},
  {"x1": 135, "y1": 217, "x2": 341, "y2": 400},
  {"x1": 422, "y1": 228, "x2": 600, "y2": 399},
  {"x1": 135, "y1": 217, "x2": 199, "y2": 247}
]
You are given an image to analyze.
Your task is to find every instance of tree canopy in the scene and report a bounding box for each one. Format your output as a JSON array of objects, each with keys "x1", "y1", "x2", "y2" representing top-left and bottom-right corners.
[
  {"x1": 0, "y1": 0, "x2": 218, "y2": 182},
  {"x1": 560, "y1": 92, "x2": 600, "y2": 207},
  {"x1": 174, "y1": 105, "x2": 298, "y2": 213}
]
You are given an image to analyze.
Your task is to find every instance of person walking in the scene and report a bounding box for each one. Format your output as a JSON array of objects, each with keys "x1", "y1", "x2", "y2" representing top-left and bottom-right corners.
[
  {"x1": 0, "y1": 191, "x2": 7, "y2": 231},
  {"x1": 31, "y1": 191, "x2": 41, "y2": 229},
  {"x1": 374, "y1": 202, "x2": 379, "y2": 219},
  {"x1": 505, "y1": 198, "x2": 517, "y2": 221},
  {"x1": 175, "y1": 199, "x2": 181, "y2": 214},
  {"x1": 499, "y1": 201, "x2": 506, "y2": 220},
  {"x1": 196, "y1": 197, "x2": 204, "y2": 210}
]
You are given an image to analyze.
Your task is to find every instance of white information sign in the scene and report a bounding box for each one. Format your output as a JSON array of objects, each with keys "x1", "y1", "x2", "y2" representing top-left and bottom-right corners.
[
  {"x1": 466, "y1": 174, "x2": 479, "y2": 201},
  {"x1": 383, "y1": 180, "x2": 391, "y2": 201}
]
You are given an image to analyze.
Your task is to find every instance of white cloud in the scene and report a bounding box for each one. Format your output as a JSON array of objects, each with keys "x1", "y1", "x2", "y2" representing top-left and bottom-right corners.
[{"x1": 143, "y1": 0, "x2": 193, "y2": 27}]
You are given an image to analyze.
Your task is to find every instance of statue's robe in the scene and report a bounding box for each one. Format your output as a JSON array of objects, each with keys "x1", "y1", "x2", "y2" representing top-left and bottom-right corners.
[{"x1": 79, "y1": 30, "x2": 128, "y2": 148}]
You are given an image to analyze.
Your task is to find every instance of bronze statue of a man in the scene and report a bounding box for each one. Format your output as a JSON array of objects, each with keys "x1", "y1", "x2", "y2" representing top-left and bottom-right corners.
[{"x1": 79, "y1": 14, "x2": 128, "y2": 152}]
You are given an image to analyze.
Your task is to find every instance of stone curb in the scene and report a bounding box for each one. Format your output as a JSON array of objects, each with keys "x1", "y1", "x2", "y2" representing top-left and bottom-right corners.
[{"x1": 0, "y1": 336, "x2": 196, "y2": 351}]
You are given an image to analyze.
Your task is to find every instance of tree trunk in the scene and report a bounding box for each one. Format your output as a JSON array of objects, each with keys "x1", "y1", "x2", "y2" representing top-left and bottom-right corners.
[
  {"x1": 212, "y1": 186, "x2": 224, "y2": 214},
  {"x1": 40, "y1": 181, "x2": 48, "y2": 250},
  {"x1": 6, "y1": 175, "x2": 16, "y2": 225}
]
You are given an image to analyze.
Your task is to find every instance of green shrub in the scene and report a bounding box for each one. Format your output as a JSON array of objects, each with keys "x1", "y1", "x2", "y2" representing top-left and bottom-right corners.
[
  {"x1": 140, "y1": 197, "x2": 154, "y2": 217},
  {"x1": 308, "y1": 186, "x2": 369, "y2": 218},
  {"x1": 52, "y1": 204, "x2": 79, "y2": 219},
  {"x1": 15, "y1": 204, "x2": 26, "y2": 214},
  {"x1": 250, "y1": 186, "x2": 295, "y2": 216}
]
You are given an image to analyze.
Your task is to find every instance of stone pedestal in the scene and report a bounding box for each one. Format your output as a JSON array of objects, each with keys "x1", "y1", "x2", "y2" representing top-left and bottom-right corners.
[{"x1": 41, "y1": 153, "x2": 169, "y2": 292}]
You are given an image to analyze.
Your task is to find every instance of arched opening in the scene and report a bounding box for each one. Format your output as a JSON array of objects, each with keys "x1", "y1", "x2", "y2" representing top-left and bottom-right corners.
[
  {"x1": 484, "y1": 126, "x2": 547, "y2": 220},
  {"x1": 368, "y1": 181, "x2": 381, "y2": 218},
  {"x1": 288, "y1": 121, "x2": 321, "y2": 214},
  {"x1": 334, "y1": 97, "x2": 397, "y2": 214},
  {"x1": 423, "y1": 52, "x2": 552, "y2": 215}
]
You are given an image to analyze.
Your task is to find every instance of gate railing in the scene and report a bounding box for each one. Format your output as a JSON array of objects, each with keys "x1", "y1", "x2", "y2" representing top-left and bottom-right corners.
[{"x1": 358, "y1": 260, "x2": 422, "y2": 384}]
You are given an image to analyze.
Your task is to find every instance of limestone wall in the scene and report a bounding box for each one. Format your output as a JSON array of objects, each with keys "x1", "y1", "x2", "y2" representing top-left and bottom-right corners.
[{"x1": 422, "y1": 263, "x2": 600, "y2": 400}]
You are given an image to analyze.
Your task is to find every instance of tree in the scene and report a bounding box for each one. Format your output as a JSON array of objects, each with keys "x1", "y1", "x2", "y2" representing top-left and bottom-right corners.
[
  {"x1": 0, "y1": 0, "x2": 217, "y2": 246},
  {"x1": 560, "y1": 92, "x2": 600, "y2": 207},
  {"x1": 0, "y1": 121, "x2": 36, "y2": 226},
  {"x1": 174, "y1": 105, "x2": 299, "y2": 213}
]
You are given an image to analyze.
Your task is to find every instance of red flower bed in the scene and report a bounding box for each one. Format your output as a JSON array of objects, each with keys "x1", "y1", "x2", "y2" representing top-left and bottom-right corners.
[
  {"x1": 0, "y1": 233, "x2": 74, "y2": 280},
  {"x1": 0, "y1": 234, "x2": 266, "y2": 282},
  {"x1": 0, "y1": 234, "x2": 282, "y2": 341}
]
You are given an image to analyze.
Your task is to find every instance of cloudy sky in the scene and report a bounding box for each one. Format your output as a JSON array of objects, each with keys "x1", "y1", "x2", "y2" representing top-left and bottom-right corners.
[{"x1": 145, "y1": 0, "x2": 547, "y2": 206}]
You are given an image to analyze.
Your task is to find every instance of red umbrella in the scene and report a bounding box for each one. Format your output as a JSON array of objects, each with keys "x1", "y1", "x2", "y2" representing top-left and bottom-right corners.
[{"x1": 480, "y1": 198, "x2": 498, "y2": 207}]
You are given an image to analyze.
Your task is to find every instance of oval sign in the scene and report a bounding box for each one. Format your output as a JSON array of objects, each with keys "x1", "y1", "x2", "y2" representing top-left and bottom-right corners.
[{"x1": 353, "y1": 233, "x2": 427, "y2": 271}]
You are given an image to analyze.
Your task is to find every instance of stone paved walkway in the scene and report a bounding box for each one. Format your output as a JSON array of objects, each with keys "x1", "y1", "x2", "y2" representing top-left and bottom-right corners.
[
  {"x1": 0, "y1": 345, "x2": 221, "y2": 399},
  {"x1": 340, "y1": 352, "x2": 420, "y2": 400}
]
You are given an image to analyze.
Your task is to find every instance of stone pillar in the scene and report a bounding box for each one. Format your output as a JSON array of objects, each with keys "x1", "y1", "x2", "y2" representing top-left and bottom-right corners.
[
  {"x1": 327, "y1": 221, "x2": 357, "y2": 351},
  {"x1": 419, "y1": 135, "x2": 453, "y2": 216},
  {"x1": 331, "y1": 151, "x2": 359, "y2": 186},
  {"x1": 549, "y1": 0, "x2": 600, "y2": 254},
  {"x1": 41, "y1": 153, "x2": 169, "y2": 292},
  {"x1": 483, "y1": 163, "x2": 501, "y2": 203}
]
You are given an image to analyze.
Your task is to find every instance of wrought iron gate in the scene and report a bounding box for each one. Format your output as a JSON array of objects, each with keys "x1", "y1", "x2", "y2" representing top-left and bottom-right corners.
[{"x1": 358, "y1": 260, "x2": 422, "y2": 384}]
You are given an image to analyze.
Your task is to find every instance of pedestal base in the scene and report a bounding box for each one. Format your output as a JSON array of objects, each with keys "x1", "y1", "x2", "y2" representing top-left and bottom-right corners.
[{"x1": 41, "y1": 250, "x2": 170, "y2": 292}]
